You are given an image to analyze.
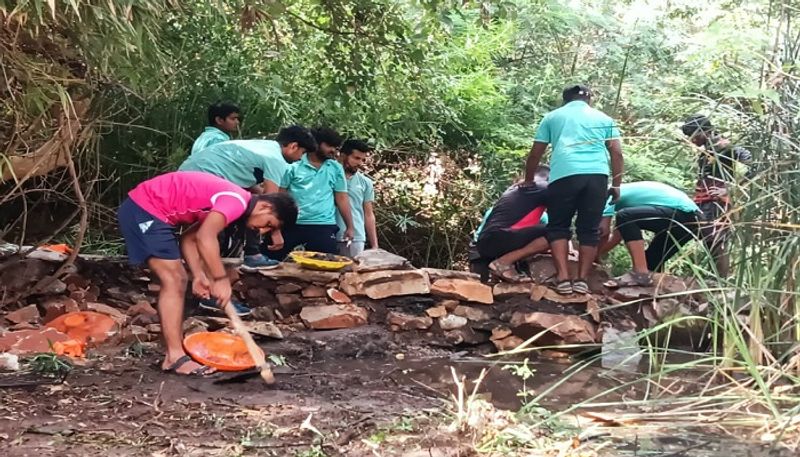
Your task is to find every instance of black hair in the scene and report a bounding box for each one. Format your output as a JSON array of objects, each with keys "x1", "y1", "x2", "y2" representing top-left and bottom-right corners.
[
  {"x1": 562, "y1": 84, "x2": 592, "y2": 103},
  {"x1": 276, "y1": 125, "x2": 317, "y2": 153},
  {"x1": 249, "y1": 193, "x2": 298, "y2": 229},
  {"x1": 207, "y1": 102, "x2": 240, "y2": 126},
  {"x1": 311, "y1": 127, "x2": 343, "y2": 148},
  {"x1": 340, "y1": 139, "x2": 372, "y2": 156},
  {"x1": 681, "y1": 114, "x2": 714, "y2": 137}
]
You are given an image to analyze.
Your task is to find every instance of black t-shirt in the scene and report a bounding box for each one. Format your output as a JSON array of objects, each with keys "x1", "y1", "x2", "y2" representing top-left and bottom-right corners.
[{"x1": 478, "y1": 184, "x2": 547, "y2": 240}]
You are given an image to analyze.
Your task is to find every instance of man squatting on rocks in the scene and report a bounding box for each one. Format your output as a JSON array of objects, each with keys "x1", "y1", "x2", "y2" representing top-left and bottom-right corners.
[{"x1": 117, "y1": 171, "x2": 297, "y2": 375}]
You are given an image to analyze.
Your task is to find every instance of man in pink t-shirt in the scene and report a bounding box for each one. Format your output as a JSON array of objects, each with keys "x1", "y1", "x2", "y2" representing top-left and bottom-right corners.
[{"x1": 118, "y1": 171, "x2": 297, "y2": 376}]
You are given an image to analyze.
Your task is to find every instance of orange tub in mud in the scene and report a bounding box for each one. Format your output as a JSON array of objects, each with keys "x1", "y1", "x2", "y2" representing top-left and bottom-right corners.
[{"x1": 183, "y1": 332, "x2": 265, "y2": 372}]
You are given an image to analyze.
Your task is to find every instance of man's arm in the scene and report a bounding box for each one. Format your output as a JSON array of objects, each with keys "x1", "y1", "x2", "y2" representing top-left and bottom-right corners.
[
  {"x1": 180, "y1": 227, "x2": 211, "y2": 298},
  {"x1": 606, "y1": 138, "x2": 624, "y2": 203},
  {"x1": 524, "y1": 142, "x2": 547, "y2": 183},
  {"x1": 335, "y1": 192, "x2": 355, "y2": 240},
  {"x1": 364, "y1": 201, "x2": 378, "y2": 249},
  {"x1": 196, "y1": 212, "x2": 231, "y2": 305},
  {"x1": 263, "y1": 181, "x2": 280, "y2": 194}
]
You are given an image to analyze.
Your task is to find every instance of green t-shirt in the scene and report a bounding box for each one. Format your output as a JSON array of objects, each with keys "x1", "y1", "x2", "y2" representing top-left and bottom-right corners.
[
  {"x1": 336, "y1": 172, "x2": 375, "y2": 242},
  {"x1": 533, "y1": 101, "x2": 621, "y2": 183},
  {"x1": 603, "y1": 181, "x2": 700, "y2": 216},
  {"x1": 281, "y1": 155, "x2": 347, "y2": 225},
  {"x1": 190, "y1": 127, "x2": 230, "y2": 155},
  {"x1": 179, "y1": 140, "x2": 288, "y2": 189}
]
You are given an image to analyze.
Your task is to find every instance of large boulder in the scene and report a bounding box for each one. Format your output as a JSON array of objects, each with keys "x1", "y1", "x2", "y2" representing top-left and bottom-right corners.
[
  {"x1": 339, "y1": 269, "x2": 431, "y2": 299},
  {"x1": 430, "y1": 279, "x2": 493, "y2": 305}
]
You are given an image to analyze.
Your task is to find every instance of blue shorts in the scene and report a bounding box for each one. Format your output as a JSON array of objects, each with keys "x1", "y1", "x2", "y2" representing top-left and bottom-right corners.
[{"x1": 117, "y1": 198, "x2": 181, "y2": 265}]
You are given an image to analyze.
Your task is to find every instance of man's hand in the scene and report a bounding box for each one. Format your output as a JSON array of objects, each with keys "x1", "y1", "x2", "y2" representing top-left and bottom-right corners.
[
  {"x1": 608, "y1": 187, "x2": 621, "y2": 204},
  {"x1": 708, "y1": 187, "x2": 729, "y2": 198},
  {"x1": 210, "y1": 277, "x2": 232, "y2": 307},
  {"x1": 192, "y1": 276, "x2": 211, "y2": 299},
  {"x1": 267, "y1": 230, "x2": 284, "y2": 251},
  {"x1": 344, "y1": 227, "x2": 355, "y2": 242}
]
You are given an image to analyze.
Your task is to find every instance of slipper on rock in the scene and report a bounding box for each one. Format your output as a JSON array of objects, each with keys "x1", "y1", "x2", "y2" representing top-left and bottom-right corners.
[
  {"x1": 603, "y1": 271, "x2": 653, "y2": 288},
  {"x1": 489, "y1": 261, "x2": 532, "y2": 283}
]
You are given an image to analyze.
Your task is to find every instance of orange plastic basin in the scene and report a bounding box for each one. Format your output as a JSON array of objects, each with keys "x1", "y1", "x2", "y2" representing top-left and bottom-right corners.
[
  {"x1": 183, "y1": 332, "x2": 264, "y2": 372},
  {"x1": 46, "y1": 311, "x2": 117, "y2": 345}
]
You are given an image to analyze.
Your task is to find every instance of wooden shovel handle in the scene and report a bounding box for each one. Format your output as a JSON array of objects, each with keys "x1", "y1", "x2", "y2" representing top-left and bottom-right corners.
[{"x1": 222, "y1": 301, "x2": 274, "y2": 383}]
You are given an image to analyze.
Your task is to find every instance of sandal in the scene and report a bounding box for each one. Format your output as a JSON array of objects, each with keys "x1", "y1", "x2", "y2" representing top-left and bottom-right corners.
[
  {"x1": 489, "y1": 261, "x2": 532, "y2": 283},
  {"x1": 162, "y1": 355, "x2": 216, "y2": 377},
  {"x1": 603, "y1": 271, "x2": 653, "y2": 289},
  {"x1": 572, "y1": 279, "x2": 590, "y2": 295},
  {"x1": 547, "y1": 277, "x2": 573, "y2": 295}
]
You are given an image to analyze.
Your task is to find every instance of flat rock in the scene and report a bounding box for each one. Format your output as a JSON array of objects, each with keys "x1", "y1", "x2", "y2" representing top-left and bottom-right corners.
[
  {"x1": 431, "y1": 279, "x2": 493, "y2": 304},
  {"x1": 492, "y1": 335, "x2": 524, "y2": 352},
  {"x1": 276, "y1": 294, "x2": 303, "y2": 315},
  {"x1": 353, "y1": 249, "x2": 413, "y2": 272},
  {"x1": 327, "y1": 288, "x2": 351, "y2": 304},
  {"x1": 182, "y1": 317, "x2": 209, "y2": 335},
  {"x1": 41, "y1": 297, "x2": 80, "y2": 323},
  {"x1": 0, "y1": 328, "x2": 72, "y2": 355},
  {"x1": 300, "y1": 305, "x2": 368, "y2": 330},
  {"x1": 613, "y1": 286, "x2": 654, "y2": 301},
  {"x1": 301, "y1": 285, "x2": 327, "y2": 298},
  {"x1": 453, "y1": 305, "x2": 491, "y2": 322},
  {"x1": 127, "y1": 301, "x2": 157, "y2": 317},
  {"x1": 86, "y1": 302, "x2": 128, "y2": 324},
  {"x1": 493, "y1": 282, "x2": 533, "y2": 297},
  {"x1": 251, "y1": 306, "x2": 275, "y2": 321},
  {"x1": 442, "y1": 327, "x2": 489, "y2": 346},
  {"x1": 37, "y1": 278, "x2": 67, "y2": 295},
  {"x1": 438, "y1": 314, "x2": 468, "y2": 330},
  {"x1": 196, "y1": 316, "x2": 230, "y2": 330},
  {"x1": 490, "y1": 326, "x2": 513, "y2": 341},
  {"x1": 259, "y1": 263, "x2": 340, "y2": 285},
  {"x1": 439, "y1": 299, "x2": 460, "y2": 311},
  {"x1": 421, "y1": 268, "x2": 480, "y2": 283},
  {"x1": 387, "y1": 311, "x2": 433, "y2": 330},
  {"x1": 425, "y1": 305, "x2": 447, "y2": 318},
  {"x1": 340, "y1": 269, "x2": 431, "y2": 300},
  {"x1": 510, "y1": 311, "x2": 597, "y2": 345},
  {"x1": 652, "y1": 274, "x2": 689, "y2": 297},
  {"x1": 275, "y1": 283, "x2": 303, "y2": 294},
  {"x1": 245, "y1": 321, "x2": 283, "y2": 339},
  {"x1": 5, "y1": 304, "x2": 41, "y2": 324},
  {"x1": 531, "y1": 284, "x2": 590, "y2": 304}
]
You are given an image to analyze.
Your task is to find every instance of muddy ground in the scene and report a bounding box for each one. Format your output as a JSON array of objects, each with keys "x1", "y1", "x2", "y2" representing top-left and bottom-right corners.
[{"x1": 2, "y1": 324, "x2": 792, "y2": 457}]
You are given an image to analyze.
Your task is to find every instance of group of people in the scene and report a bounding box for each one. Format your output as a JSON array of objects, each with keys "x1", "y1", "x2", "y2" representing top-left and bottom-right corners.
[
  {"x1": 117, "y1": 103, "x2": 378, "y2": 375},
  {"x1": 470, "y1": 85, "x2": 751, "y2": 293}
]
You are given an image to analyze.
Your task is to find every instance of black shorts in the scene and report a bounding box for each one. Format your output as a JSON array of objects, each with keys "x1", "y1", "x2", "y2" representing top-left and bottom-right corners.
[
  {"x1": 265, "y1": 224, "x2": 339, "y2": 260},
  {"x1": 476, "y1": 225, "x2": 547, "y2": 260},
  {"x1": 117, "y1": 198, "x2": 180, "y2": 265},
  {"x1": 546, "y1": 174, "x2": 608, "y2": 246}
]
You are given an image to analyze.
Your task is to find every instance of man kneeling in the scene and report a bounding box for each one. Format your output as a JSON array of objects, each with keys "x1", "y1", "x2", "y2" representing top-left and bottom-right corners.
[
  {"x1": 599, "y1": 181, "x2": 701, "y2": 287},
  {"x1": 117, "y1": 171, "x2": 297, "y2": 376},
  {"x1": 472, "y1": 166, "x2": 550, "y2": 283}
]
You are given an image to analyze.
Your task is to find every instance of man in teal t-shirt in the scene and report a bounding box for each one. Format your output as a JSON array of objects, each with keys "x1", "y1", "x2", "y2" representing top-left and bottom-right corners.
[
  {"x1": 523, "y1": 84, "x2": 624, "y2": 295},
  {"x1": 336, "y1": 139, "x2": 378, "y2": 258},
  {"x1": 191, "y1": 102, "x2": 240, "y2": 155},
  {"x1": 598, "y1": 181, "x2": 702, "y2": 285},
  {"x1": 270, "y1": 128, "x2": 354, "y2": 259},
  {"x1": 179, "y1": 126, "x2": 316, "y2": 272}
]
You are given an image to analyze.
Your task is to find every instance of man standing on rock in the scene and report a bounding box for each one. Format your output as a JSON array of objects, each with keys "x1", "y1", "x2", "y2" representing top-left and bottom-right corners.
[
  {"x1": 117, "y1": 171, "x2": 297, "y2": 376},
  {"x1": 179, "y1": 126, "x2": 317, "y2": 272},
  {"x1": 268, "y1": 127, "x2": 355, "y2": 259},
  {"x1": 336, "y1": 139, "x2": 378, "y2": 258},
  {"x1": 597, "y1": 181, "x2": 702, "y2": 286},
  {"x1": 682, "y1": 114, "x2": 753, "y2": 278},
  {"x1": 524, "y1": 84, "x2": 624, "y2": 295},
  {"x1": 191, "y1": 102, "x2": 241, "y2": 155}
]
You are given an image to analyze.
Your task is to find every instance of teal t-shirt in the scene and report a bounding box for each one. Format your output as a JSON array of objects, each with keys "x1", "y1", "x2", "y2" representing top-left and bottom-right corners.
[
  {"x1": 603, "y1": 181, "x2": 700, "y2": 216},
  {"x1": 282, "y1": 155, "x2": 347, "y2": 225},
  {"x1": 533, "y1": 101, "x2": 621, "y2": 183},
  {"x1": 190, "y1": 127, "x2": 230, "y2": 155},
  {"x1": 179, "y1": 140, "x2": 288, "y2": 189},
  {"x1": 336, "y1": 172, "x2": 375, "y2": 242}
]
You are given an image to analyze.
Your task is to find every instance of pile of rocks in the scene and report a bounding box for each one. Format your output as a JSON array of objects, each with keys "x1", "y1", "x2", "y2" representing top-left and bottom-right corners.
[{"x1": 0, "y1": 249, "x2": 703, "y2": 358}]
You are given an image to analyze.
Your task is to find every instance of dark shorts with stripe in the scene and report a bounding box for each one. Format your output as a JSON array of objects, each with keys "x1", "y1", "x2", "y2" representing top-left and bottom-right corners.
[{"x1": 117, "y1": 198, "x2": 181, "y2": 265}]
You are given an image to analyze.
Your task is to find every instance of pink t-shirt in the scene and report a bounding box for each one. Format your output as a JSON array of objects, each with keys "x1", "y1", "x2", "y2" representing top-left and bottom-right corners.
[{"x1": 128, "y1": 171, "x2": 251, "y2": 226}]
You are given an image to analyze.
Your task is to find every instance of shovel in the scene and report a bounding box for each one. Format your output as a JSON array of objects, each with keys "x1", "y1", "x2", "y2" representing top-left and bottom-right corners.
[{"x1": 221, "y1": 300, "x2": 275, "y2": 384}]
